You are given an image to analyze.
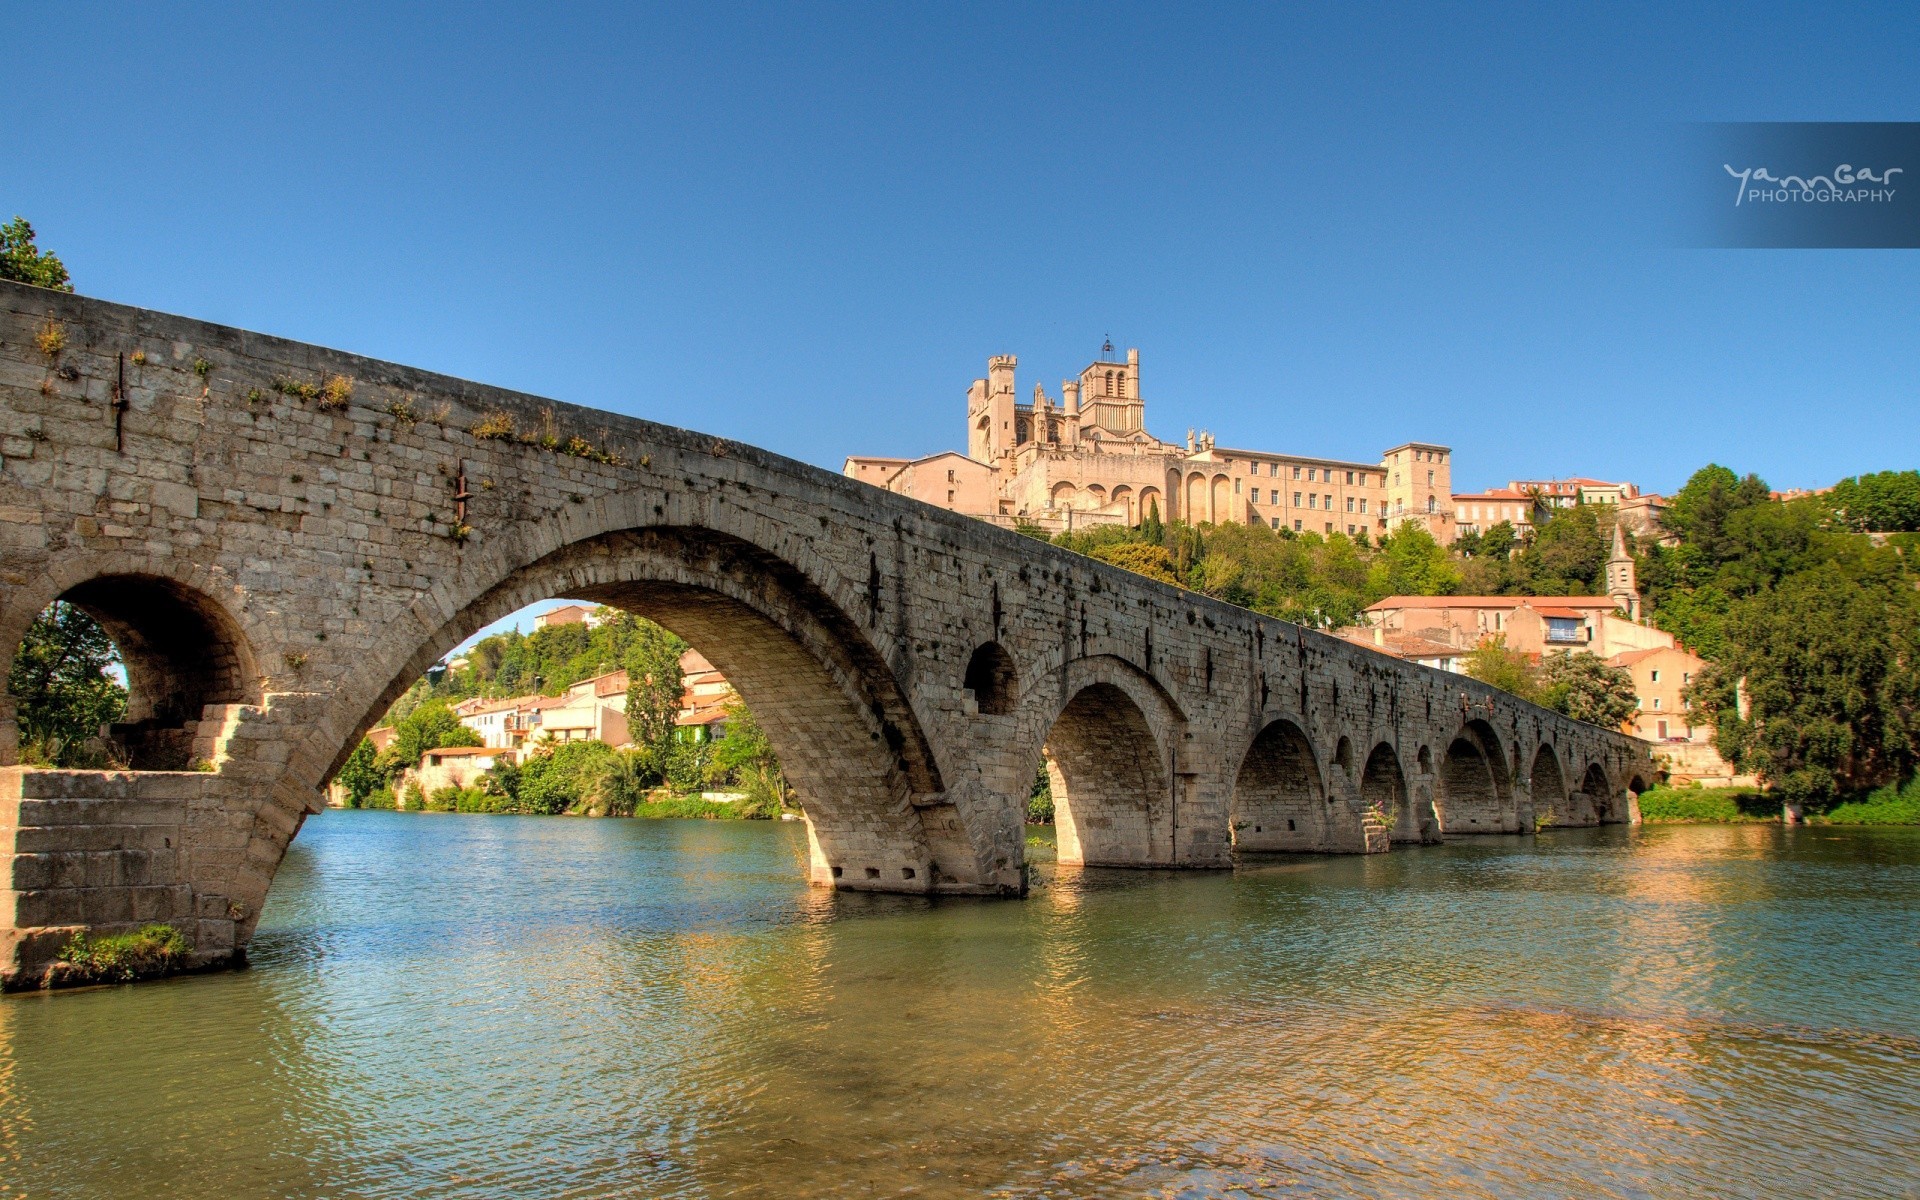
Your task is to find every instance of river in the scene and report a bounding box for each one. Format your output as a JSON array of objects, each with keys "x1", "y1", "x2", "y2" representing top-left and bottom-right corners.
[{"x1": 3, "y1": 812, "x2": 1917, "y2": 1198}]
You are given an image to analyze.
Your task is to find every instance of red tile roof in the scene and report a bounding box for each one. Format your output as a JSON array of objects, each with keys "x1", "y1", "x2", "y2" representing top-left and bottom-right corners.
[{"x1": 1365, "y1": 595, "x2": 1617, "y2": 611}]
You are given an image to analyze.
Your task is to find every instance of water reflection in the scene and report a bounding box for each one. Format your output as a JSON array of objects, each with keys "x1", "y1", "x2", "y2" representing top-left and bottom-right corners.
[{"x1": 2, "y1": 814, "x2": 1917, "y2": 1198}]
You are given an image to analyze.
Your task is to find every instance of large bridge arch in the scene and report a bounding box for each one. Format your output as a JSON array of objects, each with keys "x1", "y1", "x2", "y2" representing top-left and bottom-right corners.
[
  {"x1": 304, "y1": 524, "x2": 969, "y2": 897},
  {"x1": 1025, "y1": 655, "x2": 1184, "y2": 868},
  {"x1": 1231, "y1": 718, "x2": 1328, "y2": 852},
  {"x1": 1436, "y1": 719, "x2": 1515, "y2": 834},
  {"x1": 1529, "y1": 744, "x2": 1572, "y2": 827},
  {"x1": 1361, "y1": 741, "x2": 1438, "y2": 844}
]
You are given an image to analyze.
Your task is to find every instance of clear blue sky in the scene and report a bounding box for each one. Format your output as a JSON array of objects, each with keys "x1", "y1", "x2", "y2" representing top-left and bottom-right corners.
[{"x1": 7, "y1": 2, "x2": 1916, "y2": 497}]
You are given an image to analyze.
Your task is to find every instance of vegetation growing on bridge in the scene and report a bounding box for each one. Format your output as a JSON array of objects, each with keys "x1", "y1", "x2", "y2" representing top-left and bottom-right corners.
[{"x1": 55, "y1": 924, "x2": 191, "y2": 985}]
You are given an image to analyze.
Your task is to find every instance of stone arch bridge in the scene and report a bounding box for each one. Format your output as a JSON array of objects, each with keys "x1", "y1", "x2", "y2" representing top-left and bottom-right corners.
[{"x1": 0, "y1": 283, "x2": 1654, "y2": 987}]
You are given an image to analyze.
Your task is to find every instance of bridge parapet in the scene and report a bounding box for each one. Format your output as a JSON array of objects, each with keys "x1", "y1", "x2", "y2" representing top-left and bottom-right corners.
[{"x1": 0, "y1": 281, "x2": 1655, "y2": 988}]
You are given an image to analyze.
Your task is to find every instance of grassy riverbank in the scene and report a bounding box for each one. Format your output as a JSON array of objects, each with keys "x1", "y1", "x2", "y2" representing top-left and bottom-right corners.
[{"x1": 1638, "y1": 778, "x2": 1920, "y2": 825}]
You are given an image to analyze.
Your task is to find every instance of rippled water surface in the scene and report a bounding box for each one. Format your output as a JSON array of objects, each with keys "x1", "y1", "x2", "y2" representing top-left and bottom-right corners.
[{"x1": 4, "y1": 814, "x2": 1919, "y2": 1198}]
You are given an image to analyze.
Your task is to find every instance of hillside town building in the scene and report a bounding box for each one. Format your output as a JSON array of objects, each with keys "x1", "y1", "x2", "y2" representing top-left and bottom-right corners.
[{"x1": 845, "y1": 345, "x2": 1456, "y2": 540}]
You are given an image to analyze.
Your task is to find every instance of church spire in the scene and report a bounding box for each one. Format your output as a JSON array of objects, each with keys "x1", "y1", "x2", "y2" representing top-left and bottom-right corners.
[{"x1": 1607, "y1": 519, "x2": 1639, "y2": 621}]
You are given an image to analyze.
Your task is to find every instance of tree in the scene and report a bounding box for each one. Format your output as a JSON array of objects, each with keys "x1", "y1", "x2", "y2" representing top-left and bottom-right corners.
[
  {"x1": 8, "y1": 602, "x2": 126, "y2": 765},
  {"x1": 1538, "y1": 653, "x2": 1639, "y2": 728},
  {"x1": 377, "y1": 698, "x2": 481, "y2": 775},
  {"x1": 585, "y1": 749, "x2": 653, "y2": 817},
  {"x1": 511, "y1": 740, "x2": 618, "y2": 814},
  {"x1": 1090, "y1": 541, "x2": 1181, "y2": 585},
  {"x1": 335, "y1": 738, "x2": 385, "y2": 807},
  {"x1": 1661, "y1": 464, "x2": 1771, "y2": 570},
  {"x1": 1825, "y1": 470, "x2": 1920, "y2": 533},
  {"x1": 1480, "y1": 521, "x2": 1517, "y2": 561},
  {"x1": 1464, "y1": 635, "x2": 1539, "y2": 703},
  {"x1": 1511, "y1": 504, "x2": 1609, "y2": 595},
  {"x1": 623, "y1": 622, "x2": 687, "y2": 765},
  {"x1": 0, "y1": 218, "x2": 71, "y2": 291},
  {"x1": 706, "y1": 700, "x2": 789, "y2": 816},
  {"x1": 1686, "y1": 562, "x2": 1920, "y2": 802},
  {"x1": 1139, "y1": 497, "x2": 1164, "y2": 542},
  {"x1": 1367, "y1": 525, "x2": 1460, "y2": 598}
]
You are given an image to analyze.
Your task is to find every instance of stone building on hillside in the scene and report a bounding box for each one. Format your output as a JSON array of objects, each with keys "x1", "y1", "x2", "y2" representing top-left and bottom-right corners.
[
  {"x1": 845, "y1": 345, "x2": 1455, "y2": 540},
  {"x1": 675, "y1": 648, "x2": 738, "y2": 742},
  {"x1": 535, "y1": 602, "x2": 601, "y2": 629}
]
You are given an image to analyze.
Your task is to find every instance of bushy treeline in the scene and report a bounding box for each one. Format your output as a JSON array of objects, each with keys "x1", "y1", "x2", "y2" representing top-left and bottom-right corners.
[
  {"x1": 1644, "y1": 467, "x2": 1920, "y2": 803},
  {"x1": 1045, "y1": 500, "x2": 1651, "y2": 632},
  {"x1": 385, "y1": 607, "x2": 683, "y2": 718},
  {"x1": 336, "y1": 697, "x2": 791, "y2": 819},
  {"x1": 1047, "y1": 510, "x2": 1462, "y2": 630},
  {"x1": 333, "y1": 603, "x2": 792, "y2": 819}
]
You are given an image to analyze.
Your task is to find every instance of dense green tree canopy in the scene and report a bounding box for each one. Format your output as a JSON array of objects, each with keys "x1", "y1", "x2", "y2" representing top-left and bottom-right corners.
[
  {"x1": 1538, "y1": 653, "x2": 1639, "y2": 728},
  {"x1": 0, "y1": 218, "x2": 71, "y2": 291},
  {"x1": 376, "y1": 698, "x2": 482, "y2": 776},
  {"x1": 1824, "y1": 470, "x2": 1920, "y2": 533},
  {"x1": 1687, "y1": 562, "x2": 1920, "y2": 801},
  {"x1": 7, "y1": 602, "x2": 125, "y2": 765}
]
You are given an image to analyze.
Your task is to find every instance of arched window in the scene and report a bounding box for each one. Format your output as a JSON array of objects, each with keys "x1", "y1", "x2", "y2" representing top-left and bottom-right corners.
[{"x1": 1105, "y1": 371, "x2": 1114, "y2": 395}]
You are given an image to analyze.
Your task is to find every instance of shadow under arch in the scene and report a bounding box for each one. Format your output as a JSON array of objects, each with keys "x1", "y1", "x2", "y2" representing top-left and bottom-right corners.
[
  {"x1": 311, "y1": 526, "x2": 968, "y2": 892},
  {"x1": 1041, "y1": 681, "x2": 1174, "y2": 868},
  {"x1": 1580, "y1": 761, "x2": 1621, "y2": 824},
  {"x1": 1436, "y1": 718, "x2": 1515, "y2": 834},
  {"x1": 1232, "y1": 718, "x2": 1328, "y2": 852},
  {"x1": 1530, "y1": 744, "x2": 1572, "y2": 827},
  {"x1": 4, "y1": 573, "x2": 261, "y2": 769},
  {"x1": 962, "y1": 641, "x2": 1018, "y2": 716},
  {"x1": 1362, "y1": 741, "x2": 1435, "y2": 844}
]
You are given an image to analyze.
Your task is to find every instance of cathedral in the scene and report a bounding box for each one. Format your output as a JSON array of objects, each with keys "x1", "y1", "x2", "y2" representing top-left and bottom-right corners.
[{"x1": 845, "y1": 344, "x2": 1455, "y2": 541}]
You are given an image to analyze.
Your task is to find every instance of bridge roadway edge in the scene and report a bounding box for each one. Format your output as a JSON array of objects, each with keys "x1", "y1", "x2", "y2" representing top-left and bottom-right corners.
[{"x1": 0, "y1": 280, "x2": 1655, "y2": 988}]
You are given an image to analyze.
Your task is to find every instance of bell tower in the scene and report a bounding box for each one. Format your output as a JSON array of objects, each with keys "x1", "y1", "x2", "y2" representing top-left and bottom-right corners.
[
  {"x1": 1607, "y1": 520, "x2": 1640, "y2": 620},
  {"x1": 1077, "y1": 341, "x2": 1144, "y2": 436}
]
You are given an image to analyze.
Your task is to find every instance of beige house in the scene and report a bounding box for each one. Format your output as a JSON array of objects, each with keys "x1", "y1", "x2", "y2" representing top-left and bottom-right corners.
[
  {"x1": 1452, "y1": 488, "x2": 1539, "y2": 537},
  {"x1": 535, "y1": 602, "x2": 600, "y2": 629},
  {"x1": 410, "y1": 745, "x2": 507, "y2": 798},
  {"x1": 532, "y1": 669, "x2": 629, "y2": 748},
  {"x1": 1508, "y1": 476, "x2": 1641, "y2": 510},
  {"x1": 1357, "y1": 595, "x2": 1667, "y2": 659},
  {"x1": 1607, "y1": 645, "x2": 1747, "y2": 785},
  {"x1": 845, "y1": 346, "x2": 1454, "y2": 540},
  {"x1": 1333, "y1": 628, "x2": 1467, "y2": 674},
  {"x1": 676, "y1": 648, "x2": 738, "y2": 742},
  {"x1": 1609, "y1": 646, "x2": 1705, "y2": 742},
  {"x1": 458, "y1": 693, "x2": 573, "y2": 753}
]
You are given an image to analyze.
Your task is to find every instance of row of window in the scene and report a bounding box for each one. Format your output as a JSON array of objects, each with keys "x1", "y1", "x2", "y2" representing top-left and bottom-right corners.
[
  {"x1": 1256, "y1": 490, "x2": 1373, "y2": 513},
  {"x1": 1250, "y1": 462, "x2": 1372, "y2": 486},
  {"x1": 1268, "y1": 517, "x2": 1363, "y2": 536}
]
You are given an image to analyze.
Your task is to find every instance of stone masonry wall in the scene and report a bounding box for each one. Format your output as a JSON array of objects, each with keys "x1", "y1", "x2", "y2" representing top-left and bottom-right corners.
[{"x1": 0, "y1": 280, "x2": 1655, "y2": 988}]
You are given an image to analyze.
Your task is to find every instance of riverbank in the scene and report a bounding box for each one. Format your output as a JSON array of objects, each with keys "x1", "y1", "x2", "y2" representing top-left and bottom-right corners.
[{"x1": 1638, "y1": 779, "x2": 1920, "y2": 825}]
